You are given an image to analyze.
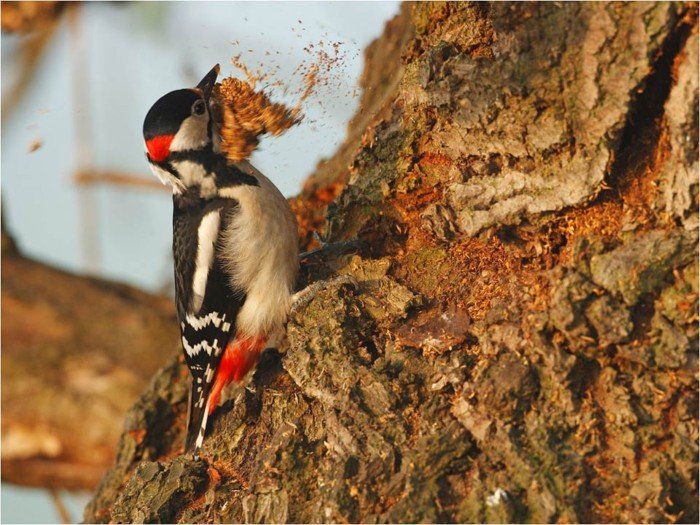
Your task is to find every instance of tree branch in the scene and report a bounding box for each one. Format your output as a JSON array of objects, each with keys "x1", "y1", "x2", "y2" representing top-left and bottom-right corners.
[
  {"x1": 1, "y1": 236, "x2": 179, "y2": 490},
  {"x1": 73, "y1": 169, "x2": 168, "y2": 192}
]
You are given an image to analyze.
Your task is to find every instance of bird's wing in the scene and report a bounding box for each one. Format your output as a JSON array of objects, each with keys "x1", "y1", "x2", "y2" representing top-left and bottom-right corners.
[{"x1": 172, "y1": 196, "x2": 245, "y2": 451}]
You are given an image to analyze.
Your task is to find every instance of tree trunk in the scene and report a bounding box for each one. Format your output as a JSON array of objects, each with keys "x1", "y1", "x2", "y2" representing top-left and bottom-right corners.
[{"x1": 84, "y1": 3, "x2": 698, "y2": 523}]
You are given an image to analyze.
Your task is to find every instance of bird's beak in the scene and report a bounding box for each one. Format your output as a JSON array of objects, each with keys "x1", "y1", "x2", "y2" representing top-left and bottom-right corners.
[{"x1": 196, "y1": 64, "x2": 220, "y2": 101}]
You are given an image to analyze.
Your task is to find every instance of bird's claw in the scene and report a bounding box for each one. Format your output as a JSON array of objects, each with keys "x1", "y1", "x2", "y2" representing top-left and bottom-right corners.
[{"x1": 290, "y1": 275, "x2": 358, "y2": 317}]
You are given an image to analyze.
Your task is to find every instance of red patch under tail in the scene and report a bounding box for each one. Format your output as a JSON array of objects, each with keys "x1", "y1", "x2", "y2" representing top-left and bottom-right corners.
[{"x1": 208, "y1": 335, "x2": 265, "y2": 414}]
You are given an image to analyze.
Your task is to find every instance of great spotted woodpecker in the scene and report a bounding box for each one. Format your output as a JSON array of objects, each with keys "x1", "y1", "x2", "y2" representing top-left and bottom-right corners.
[{"x1": 142, "y1": 65, "x2": 299, "y2": 454}]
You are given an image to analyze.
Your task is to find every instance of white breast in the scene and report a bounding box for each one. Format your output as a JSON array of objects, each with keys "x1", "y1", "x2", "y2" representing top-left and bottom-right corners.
[{"x1": 218, "y1": 162, "x2": 299, "y2": 338}]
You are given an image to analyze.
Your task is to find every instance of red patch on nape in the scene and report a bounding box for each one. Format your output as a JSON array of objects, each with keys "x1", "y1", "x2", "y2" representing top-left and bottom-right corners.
[{"x1": 145, "y1": 134, "x2": 174, "y2": 163}]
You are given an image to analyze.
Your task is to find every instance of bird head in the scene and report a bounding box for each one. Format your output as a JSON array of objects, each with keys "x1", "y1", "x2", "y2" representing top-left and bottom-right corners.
[{"x1": 142, "y1": 65, "x2": 220, "y2": 190}]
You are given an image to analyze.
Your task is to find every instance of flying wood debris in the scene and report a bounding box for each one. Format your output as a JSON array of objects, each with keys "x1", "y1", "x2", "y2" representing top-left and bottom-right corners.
[
  {"x1": 214, "y1": 77, "x2": 299, "y2": 162},
  {"x1": 27, "y1": 138, "x2": 42, "y2": 153},
  {"x1": 211, "y1": 39, "x2": 351, "y2": 162}
]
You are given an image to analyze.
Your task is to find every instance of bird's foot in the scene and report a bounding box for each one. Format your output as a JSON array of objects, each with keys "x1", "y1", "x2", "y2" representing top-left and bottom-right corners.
[
  {"x1": 299, "y1": 231, "x2": 361, "y2": 264},
  {"x1": 290, "y1": 275, "x2": 358, "y2": 317}
]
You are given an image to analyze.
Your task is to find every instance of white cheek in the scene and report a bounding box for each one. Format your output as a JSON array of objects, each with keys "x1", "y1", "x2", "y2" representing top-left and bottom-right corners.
[{"x1": 170, "y1": 114, "x2": 209, "y2": 151}]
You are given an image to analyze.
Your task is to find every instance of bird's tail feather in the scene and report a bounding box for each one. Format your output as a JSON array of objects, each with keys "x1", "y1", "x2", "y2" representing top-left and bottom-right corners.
[
  {"x1": 185, "y1": 380, "x2": 211, "y2": 455},
  {"x1": 184, "y1": 336, "x2": 266, "y2": 455}
]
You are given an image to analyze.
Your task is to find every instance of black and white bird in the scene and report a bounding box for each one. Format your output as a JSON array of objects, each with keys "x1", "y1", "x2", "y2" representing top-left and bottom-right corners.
[{"x1": 142, "y1": 65, "x2": 299, "y2": 454}]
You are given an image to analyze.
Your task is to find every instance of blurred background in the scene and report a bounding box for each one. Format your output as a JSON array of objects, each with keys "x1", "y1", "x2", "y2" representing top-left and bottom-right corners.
[{"x1": 1, "y1": 1, "x2": 399, "y2": 522}]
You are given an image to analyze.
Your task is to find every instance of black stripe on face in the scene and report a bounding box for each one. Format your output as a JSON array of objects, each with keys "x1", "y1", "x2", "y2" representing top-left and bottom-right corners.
[
  {"x1": 143, "y1": 89, "x2": 202, "y2": 140},
  {"x1": 168, "y1": 149, "x2": 259, "y2": 188},
  {"x1": 216, "y1": 163, "x2": 260, "y2": 188}
]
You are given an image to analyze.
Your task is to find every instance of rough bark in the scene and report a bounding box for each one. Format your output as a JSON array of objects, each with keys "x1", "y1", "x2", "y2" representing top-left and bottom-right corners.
[
  {"x1": 85, "y1": 2, "x2": 698, "y2": 523},
  {"x1": 1, "y1": 227, "x2": 179, "y2": 490}
]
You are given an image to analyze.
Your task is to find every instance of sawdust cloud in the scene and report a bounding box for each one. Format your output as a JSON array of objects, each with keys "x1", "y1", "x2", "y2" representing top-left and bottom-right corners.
[{"x1": 213, "y1": 33, "x2": 357, "y2": 162}]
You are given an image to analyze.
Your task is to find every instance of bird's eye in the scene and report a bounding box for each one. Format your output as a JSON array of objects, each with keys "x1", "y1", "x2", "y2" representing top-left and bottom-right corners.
[{"x1": 192, "y1": 100, "x2": 206, "y2": 116}]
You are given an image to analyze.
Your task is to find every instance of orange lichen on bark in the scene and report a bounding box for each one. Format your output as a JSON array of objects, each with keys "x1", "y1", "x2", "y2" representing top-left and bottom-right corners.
[
  {"x1": 386, "y1": 175, "x2": 550, "y2": 323},
  {"x1": 289, "y1": 178, "x2": 344, "y2": 251}
]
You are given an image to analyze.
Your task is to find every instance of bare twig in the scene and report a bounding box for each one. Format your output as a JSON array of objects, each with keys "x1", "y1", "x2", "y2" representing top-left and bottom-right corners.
[
  {"x1": 67, "y1": 3, "x2": 100, "y2": 273},
  {"x1": 48, "y1": 489, "x2": 71, "y2": 524},
  {"x1": 1, "y1": 9, "x2": 61, "y2": 124},
  {"x1": 74, "y1": 170, "x2": 168, "y2": 191}
]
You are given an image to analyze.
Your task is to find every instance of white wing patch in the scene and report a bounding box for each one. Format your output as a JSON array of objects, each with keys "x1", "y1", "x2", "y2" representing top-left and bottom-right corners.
[{"x1": 191, "y1": 210, "x2": 221, "y2": 313}]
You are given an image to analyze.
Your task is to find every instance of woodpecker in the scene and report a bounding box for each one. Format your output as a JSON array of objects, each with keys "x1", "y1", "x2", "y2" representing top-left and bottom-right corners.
[{"x1": 142, "y1": 65, "x2": 299, "y2": 454}]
